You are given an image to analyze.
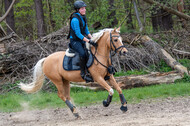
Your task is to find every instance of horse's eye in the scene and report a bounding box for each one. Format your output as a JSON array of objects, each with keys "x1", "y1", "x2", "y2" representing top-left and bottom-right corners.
[{"x1": 114, "y1": 39, "x2": 118, "y2": 42}]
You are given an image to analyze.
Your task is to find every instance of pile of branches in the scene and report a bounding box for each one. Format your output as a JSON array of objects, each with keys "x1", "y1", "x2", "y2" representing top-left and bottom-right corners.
[{"x1": 0, "y1": 26, "x2": 69, "y2": 83}]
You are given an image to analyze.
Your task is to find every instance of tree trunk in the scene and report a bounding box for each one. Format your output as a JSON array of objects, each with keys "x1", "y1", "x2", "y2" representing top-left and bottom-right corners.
[
  {"x1": 108, "y1": 0, "x2": 118, "y2": 27},
  {"x1": 177, "y1": 0, "x2": 187, "y2": 29},
  {"x1": 133, "y1": 0, "x2": 143, "y2": 32},
  {"x1": 46, "y1": 0, "x2": 55, "y2": 32},
  {"x1": 143, "y1": 0, "x2": 190, "y2": 20},
  {"x1": 123, "y1": 0, "x2": 134, "y2": 30},
  {"x1": 151, "y1": 0, "x2": 173, "y2": 31},
  {"x1": 34, "y1": 0, "x2": 46, "y2": 38},
  {"x1": 4, "y1": 0, "x2": 15, "y2": 34}
]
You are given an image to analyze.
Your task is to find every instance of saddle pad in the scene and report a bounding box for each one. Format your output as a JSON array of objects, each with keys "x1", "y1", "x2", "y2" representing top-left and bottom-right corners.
[{"x1": 63, "y1": 52, "x2": 94, "y2": 71}]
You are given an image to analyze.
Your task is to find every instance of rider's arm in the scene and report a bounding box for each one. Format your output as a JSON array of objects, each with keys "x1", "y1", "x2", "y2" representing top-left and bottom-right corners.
[
  {"x1": 71, "y1": 18, "x2": 90, "y2": 43},
  {"x1": 85, "y1": 24, "x2": 92, "y2": 39}
]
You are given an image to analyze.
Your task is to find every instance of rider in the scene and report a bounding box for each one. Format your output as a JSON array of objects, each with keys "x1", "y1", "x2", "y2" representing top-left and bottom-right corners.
[{"x1": 68, "y1": 0, "x2": 96, "y2": 82}]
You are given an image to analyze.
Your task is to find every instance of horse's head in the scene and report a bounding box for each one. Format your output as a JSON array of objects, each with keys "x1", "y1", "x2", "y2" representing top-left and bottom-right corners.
[
  {"x1": 91, "y1": 27, "x2": 128, "y2": 56},
  {"x1": 109, "y1": 27, "x2": 128, "y2": 55}
]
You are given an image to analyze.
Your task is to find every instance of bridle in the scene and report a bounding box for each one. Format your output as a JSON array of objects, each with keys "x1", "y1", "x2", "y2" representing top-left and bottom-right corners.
[
  {"x1": 92, "y1": 31, "x2": 126, "y2": 74},
  {"x1": 110, "y1": 32, "x2": 125, "y2": 55}
]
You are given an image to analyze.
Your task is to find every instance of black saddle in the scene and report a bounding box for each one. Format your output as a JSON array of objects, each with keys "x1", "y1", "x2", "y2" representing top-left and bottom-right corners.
[{"x1": 63, "y1": 47, "x2": 94, "y2": 71}]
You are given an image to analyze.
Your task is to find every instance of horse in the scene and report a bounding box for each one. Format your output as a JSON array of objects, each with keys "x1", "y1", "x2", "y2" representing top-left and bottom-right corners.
[{"x1": 19, "y1": 27, "x2": 128, "y2": 118}]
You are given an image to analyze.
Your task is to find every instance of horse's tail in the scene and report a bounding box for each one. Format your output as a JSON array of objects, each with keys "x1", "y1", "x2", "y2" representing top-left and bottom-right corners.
[{"x1": 19, "y1": 58, "x2": 46, "y2": 93}]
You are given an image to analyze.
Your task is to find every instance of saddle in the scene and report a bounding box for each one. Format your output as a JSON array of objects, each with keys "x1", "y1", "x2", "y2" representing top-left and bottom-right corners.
[{"x1": 63, "y1": 46, "x2": 94, "y2": 71}]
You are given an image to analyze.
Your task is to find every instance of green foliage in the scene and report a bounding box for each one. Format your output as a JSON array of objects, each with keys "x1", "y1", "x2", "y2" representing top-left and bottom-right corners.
[
  {"x1": 1, "y1": 0, "x2": 189, "y2": 38},
  {"x1": 178, "y1": 59, "x2": 190, "y2": 70},
  {"x1": 87, "y1": 0, "x2": 110, "y2": 28},
  {"x1": 114, "y1": 69, "x2": 148, "y2": 77},
  {"x1": 120, "y1": 25, "x2": 136, "y2": 33},
  {"x1": 175, "y1": 73, "x2": 190, "y2": 83},
  {"x1": 14, "y1": 0, "x2": 36, "y2": 39},
  {"x1": 148, "y1": 60, "x2": 172, "y2": 72},
  {"x1": 1, "y1": 81, "x2": 22, "y2": 93}
]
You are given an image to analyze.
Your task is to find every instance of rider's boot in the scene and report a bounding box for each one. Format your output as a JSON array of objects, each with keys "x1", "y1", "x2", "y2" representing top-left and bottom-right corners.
[{"x1": 79, "y1": 57, "x2": 93, "y2": 82}]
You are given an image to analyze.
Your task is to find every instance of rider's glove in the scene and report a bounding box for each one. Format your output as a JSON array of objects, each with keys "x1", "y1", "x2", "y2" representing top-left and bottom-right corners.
[{"x1": 89, "y1": 40, "x2": 98, "y2": 47}]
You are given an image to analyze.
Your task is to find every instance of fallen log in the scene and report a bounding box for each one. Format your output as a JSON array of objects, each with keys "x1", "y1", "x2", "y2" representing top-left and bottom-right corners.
[
  {"x1": 117, "y1": 71, "x2": 183, "y2": 89},
  {"x1": 172, "y1": 49, "x2": 190, "y2": 57},
  {"x1": 71, "y1": 71, "x2": 184, "y2": 90}
]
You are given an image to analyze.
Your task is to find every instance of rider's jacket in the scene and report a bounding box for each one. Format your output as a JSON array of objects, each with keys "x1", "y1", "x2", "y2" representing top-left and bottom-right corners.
[{"x1": 68, "y1": 12, "x2": 90, "y2": 42}]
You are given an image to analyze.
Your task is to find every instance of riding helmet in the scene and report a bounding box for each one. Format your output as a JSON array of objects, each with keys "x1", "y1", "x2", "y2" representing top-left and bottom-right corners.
[{"x1": 74, "y1": 0, "x2": 87, "y2": 10}]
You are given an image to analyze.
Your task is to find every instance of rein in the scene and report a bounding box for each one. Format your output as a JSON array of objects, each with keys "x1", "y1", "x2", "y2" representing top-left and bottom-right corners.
[{"x1": 92, "y1": 31, "x2": 126, "y2": 74}]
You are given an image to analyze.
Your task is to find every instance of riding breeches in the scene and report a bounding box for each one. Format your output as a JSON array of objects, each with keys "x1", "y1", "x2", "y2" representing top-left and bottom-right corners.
[{"x1": 69, "y1": 39, "x2": 87, "y2": 58}]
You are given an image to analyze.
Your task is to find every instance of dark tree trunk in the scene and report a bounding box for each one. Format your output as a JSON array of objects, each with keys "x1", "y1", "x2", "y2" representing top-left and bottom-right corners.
[
  {"x1": 4, "y1": 0, "x2": 15, "y2": 34},
  {"x1": 177, "y1": 0, "x2": 187, "y2": 29},
  {"x1": 108, "y1": 0, "x2": 118, "y2": 27},
  {"x1": 46, "y1": 0, "x2": 55, "y2": 31},
  {"x1": 161, "y1": 10, "x2": 173, "y2": 30},
  {"x1": 151, "y1": 0, "x2": 173, "y2": 31},
  {"x1": 34, "y1": 0, "x2": 46, "y2": 38},
  {"x1": 123, "y1": 0, "x2": 134, "y2": 30},
  {"x1": 1, "y1": 0, "x2": 4, "y2": 17}
]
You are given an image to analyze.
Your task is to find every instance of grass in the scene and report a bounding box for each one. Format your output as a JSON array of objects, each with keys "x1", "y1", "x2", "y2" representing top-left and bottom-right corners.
[{"x1": 0, "y1": 82, "x2": 189, "y2": 113}]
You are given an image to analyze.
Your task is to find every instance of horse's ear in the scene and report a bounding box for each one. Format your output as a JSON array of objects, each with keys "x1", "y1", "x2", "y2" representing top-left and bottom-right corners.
[
  {"x1": 116, "y1": 27, "x2": 120, "y2": 32},
  {"x1": 112, "y1": 27, "x2": 117, "y2": 33}
]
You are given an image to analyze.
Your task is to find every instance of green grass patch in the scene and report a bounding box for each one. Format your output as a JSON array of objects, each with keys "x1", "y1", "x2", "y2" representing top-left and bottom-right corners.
[
  {"x1": 1, "y1": 82, "x2": 189, "y2": 112},
  {"x1": 114, "y1": 69, "x2": 149, "y2": 77}
]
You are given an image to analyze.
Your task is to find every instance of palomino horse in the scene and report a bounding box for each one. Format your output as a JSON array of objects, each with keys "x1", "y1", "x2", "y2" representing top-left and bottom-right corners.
[{"x1": 19, "y1": 27, "x2": 128, "y2": 118}]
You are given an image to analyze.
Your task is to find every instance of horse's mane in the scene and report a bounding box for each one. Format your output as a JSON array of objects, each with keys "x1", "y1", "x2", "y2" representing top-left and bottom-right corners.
[{"x1": 91, "y1": 28, "x2": 113, "y2": 43}]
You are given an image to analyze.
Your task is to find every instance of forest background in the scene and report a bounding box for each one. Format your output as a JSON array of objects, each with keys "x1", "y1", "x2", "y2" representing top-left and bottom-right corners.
[{"x1": 1, "y1": 0, "x2": 189, "y2": 39}]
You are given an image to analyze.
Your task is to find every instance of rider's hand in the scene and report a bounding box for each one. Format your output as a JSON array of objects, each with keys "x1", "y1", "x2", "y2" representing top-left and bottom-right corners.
[{"x1": 89, "y1": 40, "x2": 97, "y2": 47}]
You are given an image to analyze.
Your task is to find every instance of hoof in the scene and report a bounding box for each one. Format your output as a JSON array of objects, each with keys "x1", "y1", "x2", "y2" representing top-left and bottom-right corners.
[
  {"x1": 120, "y1": 105, "x2": 128, "y2": 112},
  {"x1": 73, "y1": 112, "x2": 81, "y2": 119},
  {"x1": 103, "y1": 100, "x2": 109, "y2": 107},
  {"x1": 72, "y1": 107, "x2": 81, "y2": 119}
]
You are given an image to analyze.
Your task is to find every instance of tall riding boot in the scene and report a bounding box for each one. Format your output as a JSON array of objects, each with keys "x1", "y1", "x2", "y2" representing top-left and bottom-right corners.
[{"x1": 79, "y1": 57, "x2": 93, "y2": 82}]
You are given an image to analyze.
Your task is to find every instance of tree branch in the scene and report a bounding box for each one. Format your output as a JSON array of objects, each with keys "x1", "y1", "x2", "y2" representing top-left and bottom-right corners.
[
  {"x1": 143, "y1": 0, "x2": 190, "y2": 20},
  {"x1": 0, "y1": 0, "x2": 16, "y2": 22}
]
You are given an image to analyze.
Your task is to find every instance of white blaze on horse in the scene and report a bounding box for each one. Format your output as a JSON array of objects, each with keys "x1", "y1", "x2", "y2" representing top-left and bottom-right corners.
[{"x1": 19, "y1": 27, "x2": 128, "y2": 118}]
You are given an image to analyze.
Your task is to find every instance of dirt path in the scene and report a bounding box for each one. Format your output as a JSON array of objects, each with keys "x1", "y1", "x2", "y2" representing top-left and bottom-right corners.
[{"x1": 0, "y1": 96, "x2": 190, "y2": 126}]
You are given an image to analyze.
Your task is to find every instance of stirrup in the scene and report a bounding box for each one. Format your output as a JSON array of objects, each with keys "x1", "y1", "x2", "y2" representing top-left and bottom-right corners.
[{"x1": 82, "y1": 74, "x2": 94, "y2": 83}]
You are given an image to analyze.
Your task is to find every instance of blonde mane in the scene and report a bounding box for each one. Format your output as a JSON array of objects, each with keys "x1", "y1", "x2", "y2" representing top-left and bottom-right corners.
[{"x1": 91, "y1": 28, "x2": 113, "y2": 43}]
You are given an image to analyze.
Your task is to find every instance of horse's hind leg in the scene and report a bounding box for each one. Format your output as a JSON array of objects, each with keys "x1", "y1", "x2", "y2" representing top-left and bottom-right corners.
[
  {"x1": 62, "y1": 80, "x2": 71, "y2": 100},
  {"x1": 62, "y1": 80, "x2": 80, "y2": 118},
  {"x1": 51, "y1": 79, "x2": 80, "y2": 118}
]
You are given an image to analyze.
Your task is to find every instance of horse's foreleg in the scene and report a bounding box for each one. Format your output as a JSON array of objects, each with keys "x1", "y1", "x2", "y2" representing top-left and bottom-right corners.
[
  {"x1": 95, "y1": 77, "x2": 114, "y2": 107},
  {"x1": 107, "y1": 75, "x2": 128, "y2": 112}
]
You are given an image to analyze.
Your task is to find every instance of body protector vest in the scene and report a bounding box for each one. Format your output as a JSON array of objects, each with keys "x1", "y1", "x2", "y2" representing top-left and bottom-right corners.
[{"x1": 67, "y1": 13, "x2": 87, "y2": 41}]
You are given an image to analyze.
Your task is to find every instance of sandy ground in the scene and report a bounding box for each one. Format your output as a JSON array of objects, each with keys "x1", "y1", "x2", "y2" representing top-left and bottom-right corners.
[{"x1": 0, "y1": 96, "x2": 190, "y2": 126}]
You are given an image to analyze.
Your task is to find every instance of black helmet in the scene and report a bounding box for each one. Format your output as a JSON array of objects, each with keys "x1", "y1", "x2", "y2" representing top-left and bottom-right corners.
[{"x1": 74, "y1": 0, "x2": 86, "y2": 10}]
